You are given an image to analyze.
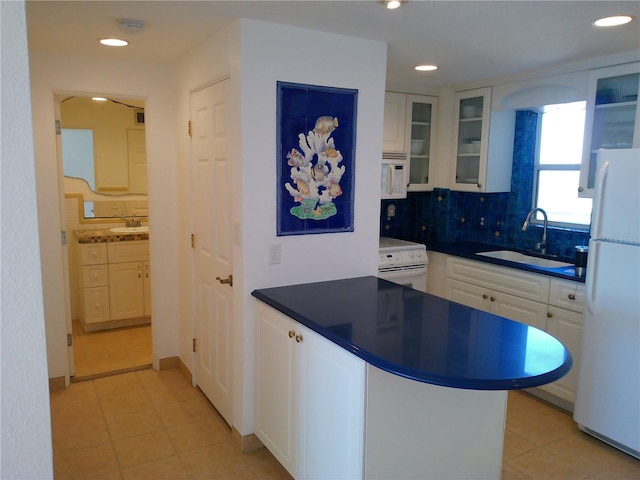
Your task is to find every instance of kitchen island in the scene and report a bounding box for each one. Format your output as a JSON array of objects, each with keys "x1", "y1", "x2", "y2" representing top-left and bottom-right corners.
[{"x1": 252, "y1": 276, "x2": 572, "y2": 479}]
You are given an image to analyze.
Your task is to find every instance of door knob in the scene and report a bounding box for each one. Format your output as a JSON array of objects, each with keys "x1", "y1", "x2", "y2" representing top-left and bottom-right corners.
[{"x1": 216, "y1": 274, "x2": 233, "y2": 287}]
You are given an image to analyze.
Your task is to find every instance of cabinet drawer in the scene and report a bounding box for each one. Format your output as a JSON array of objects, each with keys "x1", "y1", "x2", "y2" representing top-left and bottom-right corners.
[
  {"x1": 80, "y1": 243, "x2": 108, "y2": 265},
  {"x1": 107, "y1": 240, "x2": 149, "y2": 263},
  {"x1": 549, "y1": 279, "x2": 585, "y2": 313},
  {"x1": 83, "y1": 286, "x2": 110, "y2": 324},
  {"x1": 82, "y1": 265, "x2": 109, "y2": 287},
  {"x1": 447, "y1": 257, "x2": 550, "y2": 303}
]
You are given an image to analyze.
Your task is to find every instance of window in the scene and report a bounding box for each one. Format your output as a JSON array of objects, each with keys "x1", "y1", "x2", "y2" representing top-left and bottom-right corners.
[{"x1": 533, "y1": 101, "x2": 592, "y2": 227}]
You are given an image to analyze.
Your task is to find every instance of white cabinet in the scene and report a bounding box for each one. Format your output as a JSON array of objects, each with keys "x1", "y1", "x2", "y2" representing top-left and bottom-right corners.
[
  {"x1": 77, "y1": 240, "x2": 150, "y2": 331},
  {"x1": 452, "y1": 87, "x2": 515, "y2": 192},
  {"x1": 255, "y1": 302, "x2": 365, "y2": 480},
  {"x1": 445, "y1": 255, "x2": 585, "y2": 406},
  {"x1": 579, "y1": 62, "x2": 640, "y2": 197},
  {"x1": 383, "y1": 92, "x2": 438, "y2": 191}
]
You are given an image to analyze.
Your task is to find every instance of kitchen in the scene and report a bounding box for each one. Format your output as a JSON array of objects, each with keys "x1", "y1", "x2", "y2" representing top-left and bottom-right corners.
[{"x1": 3, "y1": 1, "x2": 640, "y2": 478}]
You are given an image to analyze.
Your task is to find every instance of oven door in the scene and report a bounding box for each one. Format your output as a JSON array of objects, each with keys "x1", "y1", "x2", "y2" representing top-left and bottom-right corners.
[{"x1": 378, "y1": 267, "x2": 427, "y2": 293}]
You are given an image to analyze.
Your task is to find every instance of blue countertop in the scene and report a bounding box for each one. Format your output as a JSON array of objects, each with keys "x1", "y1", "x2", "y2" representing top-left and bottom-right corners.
[
  {"x1": 425, "y1": 241, "x2": 585, "y2": 283},
  {"x1": 252, "y1": 276, "x2": 572, "y2": 391}
]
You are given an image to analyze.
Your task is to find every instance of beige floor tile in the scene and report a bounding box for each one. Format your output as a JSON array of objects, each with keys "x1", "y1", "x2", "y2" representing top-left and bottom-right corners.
[
  {"x1": 85, "y1": 470, "x2": 124, "y2": 480},
  {"x1": 507, "y1": 447, "x2": 593, "y2": 478},
  {"x1": 106, "y1": 407, "x2": 164, "y2": 441},
  {"x1": 155, "y1": 397, "x2": 220, "y2": 429},
  {"x1": 144, "y1": 383, "x2": 203, "y2": 408},
  {"x1": 94, "y1": 372, "x2": 143, "y2": 398},
  {"x1": 99, "y1": 389, "x2": 153, "y2": 418},
  {"x1": 52, "y1": 419, "x2": 111, "y2": 455},
  {"x1": 503, "y1": 429, "x2": 538, "y2": 461},
  {"x1": 501, "y1": 462, "x2": 531, "y2": 479},
  {"x1": 50, "y1": 397, "x2": 104, "y2": 429},
  {"x1": 136, "y1": 368, "x2": 189, "y2": 390},
  {"x1": 120, "y1": 454, "x2": 189, "y2": 480},
  {"x1": 54, "y1": 442, "x2": 119, "y2": 479},
  {"x1": 50, "y1": 380, "x2": 98, "y2": 404},
  {"x1": 251, "y1": 460, "x2": 294, "y2": 480},
  {"x1": 166, "y1": 418, "x2": 229, "y2": 453},
  {"x1": 112, "y1": 430, "x2": 176, "y2": 468},
  {"x1": 506, "y1": 403, "x2": 578, "y2": 447},
  {"x1": 180, "y1": 443, "x2": 249, "y2": 479}
]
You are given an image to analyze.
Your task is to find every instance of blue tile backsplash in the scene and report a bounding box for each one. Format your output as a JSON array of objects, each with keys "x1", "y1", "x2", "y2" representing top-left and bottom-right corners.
[{"x1": 380, "y1": 110, "x2": 591, "y2": 259}]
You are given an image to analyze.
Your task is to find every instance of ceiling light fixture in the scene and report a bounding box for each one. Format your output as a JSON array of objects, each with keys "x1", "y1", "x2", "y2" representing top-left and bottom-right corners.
[
  {"x1": 592, "y1": 15, "x2": 634, "y2": 27},
  {"x1": 91, "y1": 97, "x2": 108, "y2": 102},
  {"x1": 99, "y1": 38, "x2": 129, "y2": 47},
  {"x1": 385, "y1": 0, "x2": 402, "y2": 10},
  {"x1": 415, "y1": 65, "x2": 438, "y2": 72}
]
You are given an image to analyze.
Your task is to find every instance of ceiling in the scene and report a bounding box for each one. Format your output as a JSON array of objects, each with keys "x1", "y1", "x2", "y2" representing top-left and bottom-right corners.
[{"x1": 26, "y1": 1, "x2": 640, "y2": 91}]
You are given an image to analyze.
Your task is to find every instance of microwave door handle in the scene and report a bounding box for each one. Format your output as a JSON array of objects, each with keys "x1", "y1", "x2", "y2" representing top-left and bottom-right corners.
[{"x1": 385, "y1": 164, "x2": 392, "y2": 195}]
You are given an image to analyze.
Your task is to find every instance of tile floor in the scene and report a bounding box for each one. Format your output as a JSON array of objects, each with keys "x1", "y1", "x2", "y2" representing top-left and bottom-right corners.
[
  {"x1": 72, "y1": 320, "x2": 152, "y2": 380},
  {"x1": 56, "y1": 322, "x2": 640, "y2": 479}
]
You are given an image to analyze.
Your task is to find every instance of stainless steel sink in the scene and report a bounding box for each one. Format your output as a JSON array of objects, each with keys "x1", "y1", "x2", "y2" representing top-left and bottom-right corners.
[
  {"x1": 109, "y1": 226, "x2": 149, "y2": 234},
  {"x1": 475, "y1": 250, "x2": 572, "y2": 269}
]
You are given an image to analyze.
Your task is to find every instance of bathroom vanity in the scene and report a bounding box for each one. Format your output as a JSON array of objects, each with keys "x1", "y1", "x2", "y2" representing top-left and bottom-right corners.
[{"x1": 75, "y1": 230, "x2": 150, "y2": 331}]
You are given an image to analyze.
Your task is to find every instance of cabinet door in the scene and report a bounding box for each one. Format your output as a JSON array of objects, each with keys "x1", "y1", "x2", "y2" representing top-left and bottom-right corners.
[
  {"x1": 451, "y1": 88, "x2": 514, "y2": 192},
  {"x1": 579, "y1": 62, "x2": 640, "y2": 197},
  {"x1": 82, "y1": 286, "x2": 110, "y2": 324},
  {"x1": 542, "y1": 306, "x2": 583, "y2": 402},
  {"x1": 383, "y1": 92, "x2": 407, "y2": 152},
  {"x1": 447, "y1": 278, "x2": 491, "y2": 311},
  {"x1": 491, "y1": 291, "x2": 547, "y2": 330},
  {"x1": 108, "y1": 261, "x2": 145, "y2": 320},
  {"x1": 255, "y1": 303, "x2": 298, "y2": 477},
  {"x1": 406, "y1": 94, "x2": 438, "y2": 191},
  {"x1": 143, "y1": 261, "x2": 152, "y2": 316},
  {"x1": 549, "y1": 278, "x2": 584, "y2": 313},
  {"x1": 297, "y1": 324, "x2": 365, "y2": 480}
]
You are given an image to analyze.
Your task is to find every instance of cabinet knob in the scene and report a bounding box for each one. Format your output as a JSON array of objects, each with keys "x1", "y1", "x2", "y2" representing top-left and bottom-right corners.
[
  {"x1": 477, "y1": 183, "x2": 482, "y2": 189},
  {"x1": 547, "y1": 312, "x2": 553, "y2": 318},
  {"x1": 578, "y1": 186, "x2": 584, "y2": 192},
  {"x1": 490, "y1": 296, "x2": 495, "y2": 302},
  {"x1": 288, "y1": 330, "x2": 295, "y2": 338},
  {"x1": 138, "y1": 266, "x2": 142, "y2": 278},
  {"x1": 482, "y1": 294, "x2": 488, "y2": 299},
  {"x1": 295, "y1": 334, "x2": 303, "y2": 343},
  {"x1": 568, "y1": 294, "x2": 576, "y2": 300}
]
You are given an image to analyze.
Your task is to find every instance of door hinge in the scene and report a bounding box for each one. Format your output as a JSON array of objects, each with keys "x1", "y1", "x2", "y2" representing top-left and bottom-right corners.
[
  {"x1": 188, "y1": 120, "x2": 192, "y2": 137},
  {"x1": 55, "y1": 120, "x2": 61, "y2": 135},
  {"x1": 61, "y1": 231, "x2": 67, "y2": 245},
  {"x1": 67, "y1": 333, "x2": 73, "y2": 347},
  {"x1": 192, "y1": 338, "x2": 196, "y2": 352},
  {"x1": 191, "y1": 233, "x2": 195, "y2": 248}
]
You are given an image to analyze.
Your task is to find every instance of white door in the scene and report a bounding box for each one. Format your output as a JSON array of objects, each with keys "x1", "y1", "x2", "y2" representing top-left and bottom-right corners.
[
  {"x1": 127, "y1": 129, "x2": 147, "y2": 194},
  {"x1": 191, "y1": 79, "x2": 233, "y2": 425}
]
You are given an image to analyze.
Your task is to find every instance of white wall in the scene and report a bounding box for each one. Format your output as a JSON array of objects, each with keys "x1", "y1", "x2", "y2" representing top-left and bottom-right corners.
[
  {"x1": 234, "y1": 19, "x2": 387, "y2": 435},
  {"x1": 0, "y1": 1, "x2": 54, "y2": 477},
  {"x1": 29, "y1": 52, "x2": 179, "y2": 378}
]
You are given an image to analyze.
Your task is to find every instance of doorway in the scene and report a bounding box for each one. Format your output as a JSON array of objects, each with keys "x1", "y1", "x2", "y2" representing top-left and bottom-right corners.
[{"x1": 58, "y1": 94, "x2": 153, "y2": 380}]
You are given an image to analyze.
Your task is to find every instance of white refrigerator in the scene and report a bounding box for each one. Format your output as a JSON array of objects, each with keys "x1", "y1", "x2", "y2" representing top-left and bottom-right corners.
[{"x1": 574, "y1": 148, "x2": 640, "y2": 459}]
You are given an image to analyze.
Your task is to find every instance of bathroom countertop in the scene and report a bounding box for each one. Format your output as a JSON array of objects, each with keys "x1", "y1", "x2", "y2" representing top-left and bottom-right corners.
[
  {"x1": 252, "y1": 276, "x2": 572, "y2": 390},
  {"x1": 74, "y1": 229, "x2": 149, "y2": 243}
]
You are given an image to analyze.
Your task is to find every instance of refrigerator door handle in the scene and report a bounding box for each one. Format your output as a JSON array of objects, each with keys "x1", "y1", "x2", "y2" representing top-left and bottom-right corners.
[
  {"x1": 591, "y1": 159, "x2": 610, "y2": 240},
  {"x1": 585, "y1": 240, "x2": 599, "y2": 317}
]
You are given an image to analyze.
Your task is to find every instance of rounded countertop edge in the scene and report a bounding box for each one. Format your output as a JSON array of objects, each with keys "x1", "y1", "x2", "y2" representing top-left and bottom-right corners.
[
  {"x1": 251, "y1": 289, "x2": 573, "y2": 391},
  {"x1": 74, "y1": 229, "x2": 149, "y2": 243}
]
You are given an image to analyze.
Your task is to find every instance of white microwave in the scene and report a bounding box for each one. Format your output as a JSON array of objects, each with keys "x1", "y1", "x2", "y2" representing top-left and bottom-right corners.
[{"x1": 381, "y1": 157, "x2": 407, "y2": 199}]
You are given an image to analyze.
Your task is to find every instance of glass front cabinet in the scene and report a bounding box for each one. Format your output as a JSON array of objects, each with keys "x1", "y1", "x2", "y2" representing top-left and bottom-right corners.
[
  {"x1": 383, "y1": 92, "x2": 438, "y2": 191},
  {"x1": 579, "y1": 62, "x2": 640, "y2": 197},
  {"x1": 452, "y1": 87, "x2": 514, "y2": 193}
]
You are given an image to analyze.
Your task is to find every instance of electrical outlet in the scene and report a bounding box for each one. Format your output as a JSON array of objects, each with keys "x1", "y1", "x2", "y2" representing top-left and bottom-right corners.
[{"x1": 269, "y1": 244, "x2": 281, "y2": 265}]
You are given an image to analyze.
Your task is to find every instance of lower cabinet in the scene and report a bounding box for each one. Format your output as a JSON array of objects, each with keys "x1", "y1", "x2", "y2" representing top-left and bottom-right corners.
[
  {"x1": 445, "y1": 256, "x2": 585, "y2": 406},
  {"x1": 108, "y1": 261, "x2": 151, "y2": 320},
  {"x1": 255, "y1": 302, "x2": 365, "y2": 479}
]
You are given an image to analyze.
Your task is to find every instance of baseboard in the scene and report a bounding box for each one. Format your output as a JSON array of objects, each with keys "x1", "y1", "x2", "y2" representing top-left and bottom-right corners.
[
  {"x1": 158, "y1": 356, "x2": 180, "y2": 371},
  {"x1": 49, "y1": 376, "x2": 66, "y2": 392},
  {"x1": 232, "y1": 428, "x2": 264, "y2": 453},
  {"x1": 177, "y1": 357, "x2": 193, "y2": 384}
]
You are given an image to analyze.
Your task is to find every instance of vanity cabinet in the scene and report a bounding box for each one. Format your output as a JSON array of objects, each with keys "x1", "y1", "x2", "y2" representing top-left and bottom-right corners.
[
  {"x1": 255, "y1": 302, "x2": 365, "y2": 479},
  {"x1": 579, "y1": 62, "x2": 640, "y2": 197},
  {"x1": 383, "y1": 92, "x2": 438, "y2": 191},
  {"x1": 77, "y1": 240, "x2": 151, "y2": 331},
  {"x1": 451, "y1": 87, "x2": 515, "y2": 192},
  {"x1": 445, "y1": 256, "x2": 585, "y2": 406}
]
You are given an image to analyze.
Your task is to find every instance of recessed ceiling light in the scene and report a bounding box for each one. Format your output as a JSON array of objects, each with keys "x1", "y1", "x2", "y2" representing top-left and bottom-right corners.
[
  {"x1": 386, "y1": 0, "x2": 402, "y2": 10},
  {"x1": 592, "y1": 15, "x2": 634, "y2": 27},
  {"x1": 415, "y1": 65, "x2": 438, "y2": 72},
  {"x1": 99, "y1": 38, "x2": 129, "y2": 47},
  {"x1": 91, "y1": 97, "x2": 108, "y2": 102}
]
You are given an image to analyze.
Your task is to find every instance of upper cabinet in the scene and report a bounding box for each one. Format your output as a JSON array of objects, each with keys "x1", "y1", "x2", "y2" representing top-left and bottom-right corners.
[
  {"x1": 452, "y1": 87, "x2": 515, "y2": 192},
  {"x1": 579, "y1": 62, "x2": 640, "y2": 197},
  {"x1": 383, "y1": 92, "x2": 438, "y2": 191}
]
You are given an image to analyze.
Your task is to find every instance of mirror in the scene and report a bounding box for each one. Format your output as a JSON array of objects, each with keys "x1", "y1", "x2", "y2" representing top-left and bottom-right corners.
[{"x1": 60, "y1": 95, "x2": 148, "y2": 219}]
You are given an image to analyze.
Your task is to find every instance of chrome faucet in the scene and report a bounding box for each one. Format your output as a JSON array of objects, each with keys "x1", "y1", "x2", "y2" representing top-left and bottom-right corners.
[{"x1": 521, "y1": 208, "x2": 548, "y2": 254}]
